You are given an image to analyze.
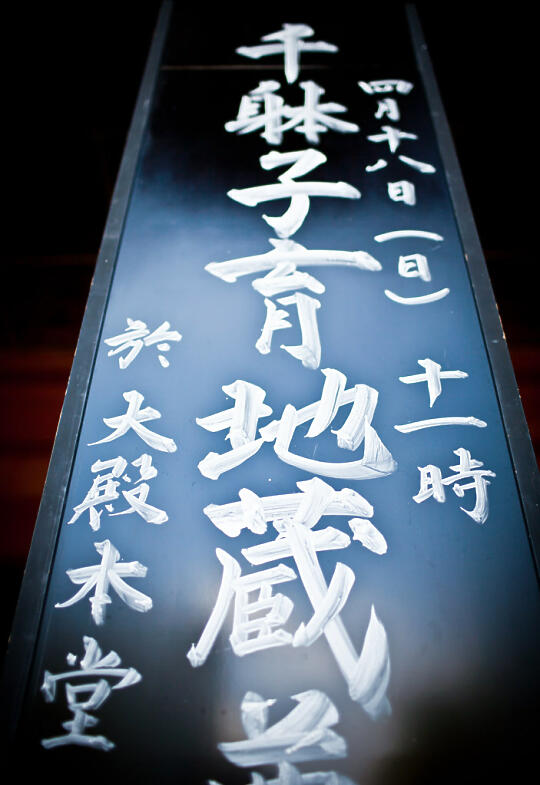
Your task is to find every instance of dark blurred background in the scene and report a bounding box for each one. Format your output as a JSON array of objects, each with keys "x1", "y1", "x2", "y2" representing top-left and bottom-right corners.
[{"x1": 2, "y1": 2, "x2": 538, "y2": 656}]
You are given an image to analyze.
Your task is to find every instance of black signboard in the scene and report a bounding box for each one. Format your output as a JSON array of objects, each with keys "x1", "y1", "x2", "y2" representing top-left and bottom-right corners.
[{"x1": 4, "y1": 4, "x2": 540, "y2": 783}]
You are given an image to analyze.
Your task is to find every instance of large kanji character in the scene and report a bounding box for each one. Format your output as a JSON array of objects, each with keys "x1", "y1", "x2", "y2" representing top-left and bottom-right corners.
[{"x1": 197, "y1": 369, "x2": 396, "y2": 482}]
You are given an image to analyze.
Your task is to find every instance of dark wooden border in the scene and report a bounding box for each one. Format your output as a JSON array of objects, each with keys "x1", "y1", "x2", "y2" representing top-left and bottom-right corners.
[
  {"x1": 1, "y1": 1, "x2": 173, "y2": 746},
  {"x1": 406, "y1": 5, "x2": 540, "y2": 572}
]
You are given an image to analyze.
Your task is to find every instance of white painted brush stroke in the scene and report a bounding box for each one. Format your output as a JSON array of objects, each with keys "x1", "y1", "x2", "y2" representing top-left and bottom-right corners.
[
  {"x1": 293, "y1": 563, "x2": 355, "y2": 647},
  {"x1": 88, "y1": 390, "x2": 177, "y2": 453},
  {"x1": 306, "y1": 369, "x2": 347, "y2": 438},
  {"x1": 394, "y1": 416, "x2": 487, "y2": 433},
  {"x1": 453, "y1": 479, "x2": 491, "y2": 524},
  {"x1": 230, "y1": 563, "x2": 297, "y2": 657},
  {"x1": 68, "y1": 457, "x2": 126, "y2": 530},
  {"x1": 40, "y1": 636, "x2": 141, "y2": 751},
  {"x1": 112, "y1": 483, "x2": 168, "y2": 524},
  {"x1": 196, "y1": 382, "x2": 272, "y2": 442},
  {"x1": 414, "y1": 448, "x2": 496, "y2": 524},
  {"x1": 388, "y1": 180, "x2": 416, "y2": 206},
  {"x1": 414, "y1": 464, "x2": 445, "y2": 503},
  {"x1": 275, "y1": 407, "x2": 396, "y2": 480},
  {"x1": 375, "y1": 98, "x2": 400, "y2": 121},
  {"x1": 261, "y1": 148, "x2": 327, "y2": 179},
  {"x1": 197, "y1": 381, "x2": 272, "y2": 479},
  {"x1": 206, "y1": 238, "x2": 381, "y2": 282},
  {"x1": 228, "y1": 149, "x2": 359, "y2": 238},
  {"x1": 187, "y1": 548, "x2": 240, "y2": 667},
  {"x1": 68, "y1": 454, "x2": 165, "y2": 530},
  {"x1": 55, "y1": 540, "x2": 152, "y2": 626},
  {"x1": 368, "y1": 125, "x2": 417, "y2": 153},
  {"x1": 204, "y1": 478, "x2": 373, "y2": 538},
  {"x1": 279, "y1": 292, "x2": 321, "y2": 369},
  {"x1": 398, "y1": 154, "x2": 436, "y2": 173},
  {"x1": 104, "y1": 318, "x2": 181, "y2": 370},
  {"x1": 219, "y1": 690, "x2": 346, "y2": 767},
  {"x1": 398, "y1": 253, "x2": 431, "y2": 281},
  {"x1": 228, "y1": 181, "x2": 359, "y2": 237},
  {"x1": 198, "y1": 370, "x2": 395, "y2": 481},
  {"x1": 242, "y1": 692, "x2": 277, "y2": 739},
  {"x1": 292, "y1": 475, "x2": 340, "y2": 528},
  {"x1": 253, "y1": 262, "x2": 325, "y2": 297},
  {"x1": 225, "y1": 81, "x2": 285, "y2": 145},
  {"x1": 399, "y1": 358, "x2": 468, "y2": 407},
  {"x1": 257, "y1": 299, "x2": 292, "y2": 355},
  {"x1": 332, "y1": 385, "x2": 378, "y2": 450},
  {"x1": 384, "y1": 288, "x2": 450, "y2": 305},
  {"x1": 374, "y1": 229, "x2": 443, "y2": 242},
  {"x1": 267, "y1": 193, "x2": 310, "y2": 238},
  {"x1": 281, "y1": 80, "x2": 360, "y2": 144},
  {"x1": 228, "y1": 382, "x2": 273, "y2": 449},
  {"x1": 442, "y1": 448, "x2": 495, "y2": 524},
  {"x1": 282, "y1": 521, "x2": 391, "y2": 715},
  {"x1": 236, "y1": 24, "x2": 338, "y2": 84},
  {"x1": 188, "y1": 552, "x2": 297, "y2": 664},
  {"x1": 188, "y1": 553, "x2": 297, "y2": 663},
  {"x1": 202, "y1": 476, "x2": 391, "y2": 716},
  {"x1": 228, "y1": 85, "x2": 359, "y2": 147},
  {"x1": 365, "y1": 158, "x2": 388, "y2": 172},
  {"x1": 260, "y1": 386, "x2": 359, "y2": 443},
  {"x1": 239, "y1": 488, "x2": 268, "y2": 535},
  {"x1": 198, "y1": 439, "x2": 265, "y2": 481},
  {"x1": 132, "y1": 452, "x2": 158, "y2": 482},
  {"x1": 348, "y1": 606, "x2": 391, "y2": 716},
  {"x1": 348, "y1": 518, "x2": 387, "y2": 555},
  {"x1": 242, "y1": 526, "x2": 351, "y2": 566},
  {"x1": 445, "y1": 448, "x2": 495, "y2": 525},
  {"x1": 358, "y1": 79, "x2": 413, "y2": 94},
  {"x1": 41, "y1": 636, "x2": 141, "y2": 703},
  {"x1": 255, "y1": 369, "x2": 396, "y2": 479}
]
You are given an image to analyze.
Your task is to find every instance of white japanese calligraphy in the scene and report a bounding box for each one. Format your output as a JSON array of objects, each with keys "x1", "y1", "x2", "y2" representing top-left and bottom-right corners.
[
  {"x1": 226, "y1": 81, "x2": 359, "y2": 145},
  {"x1": 55, "y1": 540, "x2": 152, "y2": 625},
  {"x1": 197, "y1": 369, "x2": 396, "y2": 481},
  {"x1": 387, "y1": 180, "x2": 416, "y2": 206},
  {"x1": 190, "y1": 477, "x2": 391, "y2": 716},
  {"x1": 395, "y1": 416, "x2": 486, "y2": 433},
  {"x1": 67, "y1": 454, "x2": 166, "y2": 530},
  {"x1": 375, "y1": 97, "x2": 400, "y2": 121},
  {"x1": 384, "y1": 288, "x2": 450, "y2": 305},
  {"x1": 187, "y1": 548, "x2": 296, "y2": 663},
  {"x1": 228, "y1": 149, "x2": 360, "y2": 239},
  {"x1": 368, "y1": 125, "x2": 417, "y2": 153},
  {"x1": 104, "y1": 318, "x2": 182, "y2": 369},
  {"x1": 398, "y1": 154, "x2": 436, "y2": 174},
  {"x1": 237, "y1": 24, "x2": 338, "y2": 84},
  {"x1": 399, "y1": 358, "x2": 468, "y2": 407},
  {"x1": 89, "y1": 390, "x2": 177, "y2": 453},
  {"x1": 414, "y1": 448, "x2": 496, "y2": 524},
  {"x1": 358, "y1": 79, "x2": 413, "y2": 95},
  {"x1": 218, "y1": 691, "x2": 347, "y2": 768},
  {"x1": 41, "y1": 636, "x2": 141, "y2": 751},
  {"x1": 398, "y1": 253, "x2": 431, "y2": 281},
  {"x1": 374, "y1": 229, "x2": 443, "y2": 243},
  {"x1": 206, "y1": 238, "x2": 381, "y2": 283},
  {"x1": 256, "y1": 292, "x2": 322, "y2": 368}
]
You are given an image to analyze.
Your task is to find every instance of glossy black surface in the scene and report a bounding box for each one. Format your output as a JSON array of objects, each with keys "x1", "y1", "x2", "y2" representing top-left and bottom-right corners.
[{"x1": 7, "y1": 6, "x2": 540, "y2": 783}]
